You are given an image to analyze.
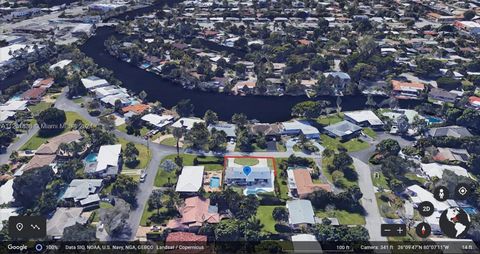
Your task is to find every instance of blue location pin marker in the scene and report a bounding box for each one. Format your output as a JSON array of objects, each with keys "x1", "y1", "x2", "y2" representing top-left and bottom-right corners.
[{"x1": 243, "y1": 166, "x2": 252, "y2": 176}]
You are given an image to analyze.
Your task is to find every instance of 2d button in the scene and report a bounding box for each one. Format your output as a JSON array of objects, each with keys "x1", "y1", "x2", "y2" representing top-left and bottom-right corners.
[
  {"x1": 455, "y1": 183, "x2": 471, "y2": 200},
  {"x1": 415, "y1": 222, "x2": 431, "y2": 238},
  {"x1": 433, "y1": 186, "x2": 449, "y2": 202},
  {"x1": 418, "y1": 201, "x2": 434, "y2": 217}
]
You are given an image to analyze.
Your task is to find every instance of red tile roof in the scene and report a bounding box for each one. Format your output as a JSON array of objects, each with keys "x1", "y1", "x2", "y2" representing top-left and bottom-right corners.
[
  {"x1": 165, "y1": 232, "x2": 207, "y2": 243},
  {"x1": 292, "y1": 169, "x2": 331, "y2": 197},
  {"x1": 392, "y1": 80, "x2": 425, "y2": 91},
  {"x1": 22, "y1": 87, "x2": 46, "y2": 100},
  {"x1": 122, "y1": 104, "x2": 151, "y2": 114}
]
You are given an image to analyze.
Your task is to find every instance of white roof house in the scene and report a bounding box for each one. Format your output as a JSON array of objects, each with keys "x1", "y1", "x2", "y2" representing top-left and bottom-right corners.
[
  {"x1": 0, "y1": 111, "x2": 16, "y2": 121},
  {"x1": 0, "y1": 44, "x2": 34, "y2": 66},
  {"x1": 171, "y1": 117, "x2": 205, "y2": 130},
  {"x1": 291, "y1": 234, "x2": 322, "y2": 253},
  {"x1": 95, "y1": 144, "x2": 122, "y2": 174},
  {"x1": 0, "y1": 179, "x2": 14, "y2": 205},
  {"x1": 81, "y1": 76, "x2": 109, "y2": 90},
  {"x1": 49, "y1": 60, "x2": 72, "y2": 70},
  {"x1": 175, "y1": 166, "x2": 205, "y2": 193},
  {"x1": 282, "y1": 120, "x2": 320, "y2": 138},
  {"x1": 287, "y1": 199, "x2": 315, "y2": 225},
  {"x1": 344, "y1": 110, "x2": 384, "y2": 127},
  {"x1": 93, "y1": 85, "x2": 127, "y2": 98},
  {"x1": 0, "y1": 100, "x2": 28, "y2": 111},
  {"x1": 62, "y1": 179, "x2": 103, "y2": 206},
  {"x1": 420, "y1": 163, "x2": 471, "y2": 179},
  {"x1": 405, "y1": 185, "x2": 457, "y2": 213},
  {"x1": 142, "y1": 113, "x2": 174, "y2": 128}
]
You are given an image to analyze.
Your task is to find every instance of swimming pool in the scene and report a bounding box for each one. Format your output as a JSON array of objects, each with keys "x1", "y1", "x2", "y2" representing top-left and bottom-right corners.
[
  {"x1": 210, "y1": 176, "x2": 220, "y2": 188},
  {"x1": 426, "y1": 116, "x2": 443, "y2": 124},
  {"x1": 245, "y1": 188, "x2": 266, "y2": 196},
  {"x1": 463, "y1": 207, "x2": 478, "y2": 215},
  {"x1": 84, "y1": 153, "x2": 98, "y2": 163}
]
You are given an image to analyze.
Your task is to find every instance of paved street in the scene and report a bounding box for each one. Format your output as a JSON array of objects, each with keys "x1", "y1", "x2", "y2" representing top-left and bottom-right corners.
[
  {"x1": 0, "y1": 125, "x2": 39, "y2": 165},
  {"x1": 352, "y1": 157, "x2": 387, "y2": 242}
]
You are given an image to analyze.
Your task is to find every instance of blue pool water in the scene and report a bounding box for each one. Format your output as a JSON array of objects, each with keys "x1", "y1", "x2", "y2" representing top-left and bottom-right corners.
[
  {"x1": 245, "y1": 188, "x2": 266, "y2": 195},
  {"x1": 463, "y1": 207, "x2": 478, "y2": 215},
  {"x1": 85, "y1": 153, "x2": 98, "y2": 163},
  {"x1": 210, "y1": 176, "x2": 220, "y2": 188},
  {"x1": 426, "y1": 116, "x2": 443, "y2": 124}
]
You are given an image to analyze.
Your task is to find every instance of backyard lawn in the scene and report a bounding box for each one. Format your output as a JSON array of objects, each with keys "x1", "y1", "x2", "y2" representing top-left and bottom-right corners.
[
  {"x1": 322, "y1": 155, "x2": 358, "y2": 189},
  {"x1": 160, "y1": 137, "x2": 177, "y2": 146},
  {"x1": 118, "y1": 138, "x2": 151, "y2": 170},
  {"x1": 363, "y1": 128, "x2": 377, "y2": 138},
  {"x1": 317, "y1": 113, "x2": 344, "y2": 126},
  {"x1": 372, "y1": 171, "x2": 389, "y2": 190},
  {"x1": 117, "y1": 124, "x2": 149, "y2": 136},
  {"x1": 28, "y1": 102, "x2": 53, "y2": 116},
  {"x1": 256, "y1": 206, "x2": 281, "y2": 233},
  {"x1": 140, "y1": 197, "x2": 169, "y2": 226},
  {"x1": 234, "y1": 157, "x2": 259, "y2": 166},
  {"x1": 315, "y1": 210, "x2": 365, "y2": 225},
  {"x1": 320, "y1": 134, "x2": 369, "y2": 152},
  {"x1": 21, "y1": 111, "x2": 89, "y2": 151}
]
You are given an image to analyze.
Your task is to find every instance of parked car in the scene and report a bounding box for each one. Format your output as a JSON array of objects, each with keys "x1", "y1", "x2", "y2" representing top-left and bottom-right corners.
[{"x1": 140, "y1": 170, "x2": 147, "y2": 182}]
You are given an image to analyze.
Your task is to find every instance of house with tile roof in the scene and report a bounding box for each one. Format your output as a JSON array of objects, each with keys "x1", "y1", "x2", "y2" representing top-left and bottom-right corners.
[
  {"x1": 287, "y1": 168, "x2": 331, "y2": 198},
  {"x1": 391, "y1": 80, "x2": 425, "y2": 99},
  {"x1": 167, "y1": 196, "x2": 221, "y2": 231}
]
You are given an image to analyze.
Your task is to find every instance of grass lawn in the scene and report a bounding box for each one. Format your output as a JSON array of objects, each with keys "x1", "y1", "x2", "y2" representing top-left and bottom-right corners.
[
  {"x1": 256, "y1": 206, "x2": 281, "y2": 233},
  {"x1": 404, "y1": 173, "x2": 427, "y2": 185},
  {"x1": 234, "y1": 157, "x2": 259, "y2": 166},
  {"x1": 322, "y1": 155, "x2": 358, "y2": 189},
  {"x1": 320, "y1": 134, "x2": 369, "y2": 152},
  {"x1": 235, "y1": 143, "x2": 267, "y2": 152},
  {"x1": 154, "y1": 169, "x2": 176, "y2": 187},
  {"x1": 73, "y1": 97, "x2": 84, "y2": 104},
  {"x1": 275, "y1": 158, "x2": 290, "y2": 200},
  {"x1": 363, "y1": 128, "x2": 377, "y2": 138},
  {"x1": 140, "y1": 199, "x2": 169, "y2": 226},
  {"x1": 372, "y1": 171, "x2": 389, "y2": 190},
  {"x1": 118, "y1": 138, "x2": 151, "y2": 170},
  {"x1": 28, "y1": 102, "x2": 52, "y2": 116},
  {"x1": 21, "y1": 111, "x2": 89, "y2": 151},
  {"x1": 376, "y1": 192, "x2": 402, "y2": 219},
  {"x1": 121, "y1": 169, "x2": 141, "y2": 182},
  {"x1": 315, "y1": 210, "x2": 365, "y2": 225},
  {"x1": 160, "y1": 137, "x2": 177, "y2": 146},
  {"x1": 117, "y1": 124, "x2": 149, "y2": 136},
  {"x1": 317, "y1": 113, "x2": 344, "y2": 126},
  {"x1": 276, "y1": 142, "x2": 286, "y2": 152}
]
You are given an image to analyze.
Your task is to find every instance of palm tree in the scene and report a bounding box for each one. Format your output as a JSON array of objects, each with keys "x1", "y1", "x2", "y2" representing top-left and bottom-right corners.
[{"x1": 172, "y1": 127, "x2": 183, "y2": 156}]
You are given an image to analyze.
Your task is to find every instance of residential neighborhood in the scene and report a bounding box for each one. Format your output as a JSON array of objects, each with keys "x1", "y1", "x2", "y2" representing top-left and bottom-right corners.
[{"x1": 0, "y1": 0, "x2": 480, "y2": 252}]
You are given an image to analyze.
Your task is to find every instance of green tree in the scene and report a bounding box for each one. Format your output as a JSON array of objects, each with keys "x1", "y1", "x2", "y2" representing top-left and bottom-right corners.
[
  {"x1": 376, "y1": 139, "x2": 401, "y2": 157},
  {"x1": 111, "y1": 175, "x2": 139, "y2": 206},
  {"x1": 231, "y1": 113, "x2": 248, "y2": 128},
  {"x1": 100, "y1": 198, "x2": 131, "y2": 237},
  {"x1": 62, "y1": 223, "x2": 96, "y2": 241},
  {"x1": 291, "y1": 100, "x2": 330, "y2": 119},
  {"x1": 147, "y1": 190, "x2": 163, "y2": 215},
  {"x1": 36, "y1": 108, "x2": 66, "y2": 136},
  {"x1": 124, "y1": 142, "x2": 139, "y2": 167},
  {"x1": 184, "y1": 122, "x2": 210, "y2": 150},
  {"x1": 332, "y1": 152, "x2": 353, "y2": 172},
  {"x1": 174, "y1": 99, "x2": 194, "y2": 117},
  {"x1": 209, "y1": 129, "x2": 227, "y2": 152},
  {"x1": 457, "y1": 109, "x2": 480, "y2": 131},
  {"x1": 272, "y1": 207, "x2": 289, "y2": 222},
  {"x1": 172, "y1": 127, "x2": 184, "y2": 156},
  {"x1": 215, "y1": 220, "x2": 241, "y2": 241},
  {"x1": 203, "y1": 109, "x2": 219, "y2": 126},
  {"x1": 13, "y1": 166, "x2": 54, "y2": 209}
]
